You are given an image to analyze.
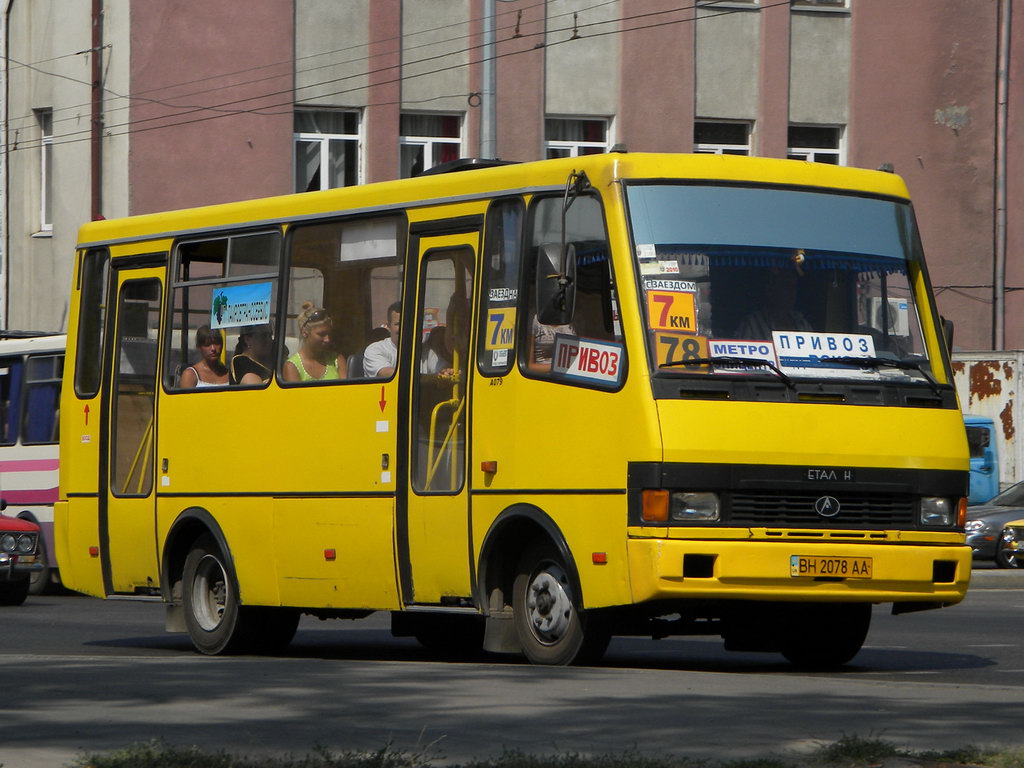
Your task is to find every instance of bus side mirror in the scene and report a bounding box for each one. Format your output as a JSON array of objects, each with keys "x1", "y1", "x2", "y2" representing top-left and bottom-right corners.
[
  {"x1": 536, "y1": 242, "x2": 576, "y2": 326},
  {"x1": 0, "y1": 498, "x2": 6, "y2": 513},
  {"x1": 941, "y1": 316, "x2": 954, "y2": 351}
]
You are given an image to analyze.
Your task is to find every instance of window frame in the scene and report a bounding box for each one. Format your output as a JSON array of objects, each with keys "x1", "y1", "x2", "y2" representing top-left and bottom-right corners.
[
  {"x1": 517, "y1": 191, "x2": 627, "y2": 392},
  {"x1": 35, "y1": 108, "x2": 53, "y2": 233},
  {"x1": 20, "y1": 353, "x2": 64, "y2": 446},
  {"x1": 294, "y1": 108, "x2": 362, "y2": 192},
  {"x1": 693, "y1": 120, "x2": 753, "y2": 156},
  {"x1": 0, "y1": 355, "x2": 24, "y2": 447},
  {"x1": 791, "y1": 0, "x2": 849, "y2": 11},
  {"x1": 544, "y1": 116, "x2": 610, "y2": 159},
  {"x1": 110, "y1": 277, "x2": 163, "y2": 499},
  {"x1": 279, "y1": 212, "x2": 408, "y2": 388},
  {"x1": 74, "y1": 248, "x2": 111, "y2": 399},
  {"x1": 399, "y1": 112, "x2": 464, "y2": 178},
  {"x1": 787, "y1": 124, "x2": 846, "y2": 165},
  {"x1": 411, "y1": 246, "x2": 474, "y2": 495},
  {"x1": 476, "y1": 197, "x2": 525, "y2": 378},
  {"x1": 165, "y1": 227, "x2": 284, "y2": 393}
]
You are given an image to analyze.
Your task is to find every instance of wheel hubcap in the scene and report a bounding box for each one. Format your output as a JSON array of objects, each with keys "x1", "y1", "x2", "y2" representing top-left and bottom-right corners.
[
  {"x1": 1000, "y1": 530, "x2": 1022, "y2": 568},
  {"x1": 526, "y1": 563, "x2": 574, "y2": 644},
  {"x1": 192, "y1": 554, "x2": 229, "y2": 631}
]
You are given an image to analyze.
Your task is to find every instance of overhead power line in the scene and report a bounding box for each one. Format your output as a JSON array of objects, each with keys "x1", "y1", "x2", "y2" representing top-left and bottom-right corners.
[
  {"x1": 4, "y1": 0, "x2": 786, "y2": 154},
  {"x1": 5, "y1": 0, "x2": 612, "y2": 131}
]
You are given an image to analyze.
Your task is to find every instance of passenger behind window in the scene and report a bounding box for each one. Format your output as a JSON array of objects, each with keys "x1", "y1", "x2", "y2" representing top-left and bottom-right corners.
[
  {"x1": 179, "y1": 326, "x2": 229, "y2": 389},
  {"x1": 735, "y1": 267, "x2": 812, "y2": 340},
  {"x1": 230, "y1": 324, "x2": 274, "y2": 386},
  {"x1": 283, "y1": 302, "x2": 348, "y2": 383},
  {"x1": 420, "y1": 326, "x2": 450, "y2": 374},
  {"x1": 363, "y1": 301, "x2": 401, "y2": 378},
  {"x1": 528, "y1": 316, "x2": 575, "y2": 373}
]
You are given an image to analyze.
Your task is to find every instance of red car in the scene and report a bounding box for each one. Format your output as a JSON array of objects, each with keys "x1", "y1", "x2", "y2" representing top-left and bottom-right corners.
[{"x1": 0, "y1": 500, "x2": 42, "y2": 606}]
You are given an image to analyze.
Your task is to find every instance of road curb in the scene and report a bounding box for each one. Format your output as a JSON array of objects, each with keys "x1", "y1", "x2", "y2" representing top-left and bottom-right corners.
[{"x1": 969, "y1": 568, "x2": 1024, "y2": 588}]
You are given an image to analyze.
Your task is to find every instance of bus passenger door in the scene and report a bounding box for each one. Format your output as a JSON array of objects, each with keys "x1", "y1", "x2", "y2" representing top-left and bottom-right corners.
[
  {"x1": 100, "y1": 268, "x2": 163, "y2": 594},
  {"x1": 402, "y1": 231, "x2": 478, "y2": 605}
]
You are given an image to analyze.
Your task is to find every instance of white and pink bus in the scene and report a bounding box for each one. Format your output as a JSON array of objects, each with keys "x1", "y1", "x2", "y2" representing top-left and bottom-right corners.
[{"x1": 0, "y1": 332, "x2": 64, "y2": 594}]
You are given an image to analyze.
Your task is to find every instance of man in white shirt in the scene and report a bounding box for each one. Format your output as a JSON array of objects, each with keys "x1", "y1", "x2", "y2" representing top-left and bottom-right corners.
[{"x1": 363, "y1": 301, "x2": 401, "y2": 377}]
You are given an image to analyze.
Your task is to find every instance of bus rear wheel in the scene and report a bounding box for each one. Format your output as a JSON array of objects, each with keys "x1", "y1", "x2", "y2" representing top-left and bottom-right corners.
[
  {"x1": 182, "y1": 535, "x2": 299, "y2": 655},
  {"x1": 512, "y1": 541, "x2": 610, "y2": 666},
  {"x1": 778, "y1": 603, "x2": 871, "y2": 669}
]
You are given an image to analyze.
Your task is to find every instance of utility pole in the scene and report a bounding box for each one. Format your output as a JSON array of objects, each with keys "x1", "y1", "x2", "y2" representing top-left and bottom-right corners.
[{"x1": 480, "y1": 0, "x2": 497, "y2": 159}]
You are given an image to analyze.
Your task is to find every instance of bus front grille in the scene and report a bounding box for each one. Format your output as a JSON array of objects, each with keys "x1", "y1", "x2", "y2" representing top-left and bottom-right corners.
[{"x1": 729, "y1": 491, "x2": 916, "y2": 528}]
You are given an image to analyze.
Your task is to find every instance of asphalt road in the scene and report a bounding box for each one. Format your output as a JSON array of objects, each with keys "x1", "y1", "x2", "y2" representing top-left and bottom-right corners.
[{"x1": 1, "y1": 569, "x2": 1022, "y2": 768}]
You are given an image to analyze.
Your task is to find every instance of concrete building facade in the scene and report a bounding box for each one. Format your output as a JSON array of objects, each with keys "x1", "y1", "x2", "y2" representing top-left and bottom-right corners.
[{"x1": 2, "y1": 0, "x2": 1020, "y2": 352}]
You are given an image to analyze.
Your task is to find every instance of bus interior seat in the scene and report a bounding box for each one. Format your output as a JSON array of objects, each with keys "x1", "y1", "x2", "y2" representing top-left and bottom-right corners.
[{"x1": 347, "y1": 353, "x2": 364, "y2": 379}]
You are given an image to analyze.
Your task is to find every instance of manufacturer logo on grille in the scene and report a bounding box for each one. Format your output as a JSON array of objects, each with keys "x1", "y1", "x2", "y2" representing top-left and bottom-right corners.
[{"x1": 814, "y1": 496, "x2": 841, "y2": 517}]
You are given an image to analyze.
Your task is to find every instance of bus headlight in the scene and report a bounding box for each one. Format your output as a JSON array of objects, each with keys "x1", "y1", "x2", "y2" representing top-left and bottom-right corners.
[
  {"x1": 16, "y1": 534, "x2": 36, "y2": 554},
  {"x1": 920, "y1": 497, "x2": 954, "y2": 526},
  {"x1": 671, "y1": 492, "x2": 720, "y2": 522},
  {"x1": 0, "y1": 534, "x2": 16, "y2": 553}
]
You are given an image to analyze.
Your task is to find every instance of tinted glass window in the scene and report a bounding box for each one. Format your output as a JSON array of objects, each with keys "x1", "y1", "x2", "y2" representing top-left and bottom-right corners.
[{"x1": 74, "y1": 249, "x2": 109, "y2": 398}]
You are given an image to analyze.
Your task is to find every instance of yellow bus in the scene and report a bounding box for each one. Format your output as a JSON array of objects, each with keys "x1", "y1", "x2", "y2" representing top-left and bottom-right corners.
[{"x1": 55, "y1": 153, "x2": 970, "y2": 667}]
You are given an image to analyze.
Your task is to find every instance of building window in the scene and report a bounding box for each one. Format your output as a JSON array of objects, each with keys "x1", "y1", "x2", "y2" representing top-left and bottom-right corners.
[
  {"x1": 35, "y1": 109, "x2": 53, "y2": 232},
  {"x1": 787, "y1": 125, "x2": 844, "y2": 165},
  {"x1": 545, "y1": 118, "x2": 609, "y2": 158},
  {"x1": 694, "y1": 121, "x2": 752, "y2": 155},
  {"x1": 791, "y1": 0, "x2": 847, "y2": 8},
  {"x1": 294, "y1": 110, "x2": 360, "y2": 193},
  {"x1": 400, "y1": 114, "x2": 462, "y2": 178}
]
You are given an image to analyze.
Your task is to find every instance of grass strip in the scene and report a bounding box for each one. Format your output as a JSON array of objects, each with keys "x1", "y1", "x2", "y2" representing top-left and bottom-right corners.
[{"x1": 63, "y1": 736, "x2": 1024, "y2": 768}]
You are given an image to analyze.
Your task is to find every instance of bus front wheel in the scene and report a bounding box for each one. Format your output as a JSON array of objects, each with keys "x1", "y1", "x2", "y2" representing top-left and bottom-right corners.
[
  {"x1": 778, "y1": 603, "x2": 871, "y2": 669},
  {"x1": 512, "y1": 541, "x2": 609, "y2": 666}
]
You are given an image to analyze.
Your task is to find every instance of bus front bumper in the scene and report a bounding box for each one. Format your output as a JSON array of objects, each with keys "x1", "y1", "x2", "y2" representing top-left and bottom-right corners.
[{"x1": 627, "y1": 536, "x2": 971, "y2": 606}]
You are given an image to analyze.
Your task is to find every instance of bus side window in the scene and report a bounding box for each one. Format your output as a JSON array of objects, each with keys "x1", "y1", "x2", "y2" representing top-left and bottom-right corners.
[
  {"x1": 0, "y1": 356, "x2": 23, "y2": 446},
  {"x1": 477, "y1": 198, "x2": 523, "y2": 376},
  {"x1": 74, "y1": 248, "x2": 109, "y2": 398},
  {"x1": 167, "y1": 232, "x2": 281, "y2": 390},
  {"x1": 22, "y1": 354, "x2": 63, "y2": 444},
  {"x1": 521, "y1": 195, "x2": 624, "y2": 388},
  {"x1": 283, "y1": 215, "x2": 405, "y2": 385}
]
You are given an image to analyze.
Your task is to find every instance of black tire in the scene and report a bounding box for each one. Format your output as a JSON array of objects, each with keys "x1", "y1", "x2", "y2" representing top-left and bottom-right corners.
[
  {"x1": 28, "y1": 531, "x2": 53, "y2": 596},
  {"x1": 512, "y1": 540, "x2": 610, "y2": 666},
  {"x1": 0, "y1": 578, "x2": 30, "y2": 606},
  {"x1": 778, "y1": 603, "x2": 871, "y2": 669},
  {"x1": 181, "y1": 535, "x2": 300, "y2": 655},
  {"x1": 995, "y1": 528, "x2": 1023, "y2": 569}
]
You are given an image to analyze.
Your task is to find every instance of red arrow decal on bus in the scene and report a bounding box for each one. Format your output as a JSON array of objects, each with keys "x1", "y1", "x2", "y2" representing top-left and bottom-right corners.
[
  {"x1": 84, "y1": 404, "x2": 90, "y2": 425},
  {"x1": 378, "y1": 386, "x2": 387, "y2": 412}
]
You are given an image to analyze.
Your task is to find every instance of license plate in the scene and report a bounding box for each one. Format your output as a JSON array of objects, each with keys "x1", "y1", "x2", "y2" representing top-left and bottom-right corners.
[{"x1": 790, "y1": 555, "x2": 872, "y2": 579}]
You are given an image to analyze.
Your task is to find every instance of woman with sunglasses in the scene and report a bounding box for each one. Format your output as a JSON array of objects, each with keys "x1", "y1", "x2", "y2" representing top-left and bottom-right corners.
[{"x1": 283, "y1": 302, "x2": 348, "y2": 382}]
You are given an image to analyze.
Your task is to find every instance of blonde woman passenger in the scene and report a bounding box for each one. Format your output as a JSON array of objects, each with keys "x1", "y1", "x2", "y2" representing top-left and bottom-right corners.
[
  {"x1": 179, "y1": 325, "x2": 229, "y2": 388},
  {"x1": 283, "y1": 302, "x2": 348, "y2": 382}
]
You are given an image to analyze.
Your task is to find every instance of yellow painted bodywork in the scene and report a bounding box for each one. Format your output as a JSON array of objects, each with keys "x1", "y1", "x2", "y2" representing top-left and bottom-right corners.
[
  {"x1": 56, "y1": 153, "x2": 968, "y2": 617},
  {"x1": 627, "y1": 537, "x2": 970, "y2": 604}
]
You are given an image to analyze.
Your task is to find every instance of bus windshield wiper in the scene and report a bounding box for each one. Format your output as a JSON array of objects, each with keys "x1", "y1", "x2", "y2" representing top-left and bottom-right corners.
[
  {"x1": 659, "y1": 356, "x2": 794, "y2": 389},
  {"x1": 828, "y1": 356, "x2": 942, "y2": 395}
]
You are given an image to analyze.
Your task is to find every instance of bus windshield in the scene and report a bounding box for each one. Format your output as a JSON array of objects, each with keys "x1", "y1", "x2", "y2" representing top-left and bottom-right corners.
[{"x1": 626, "y1": 183, "x2": 933, "y2": 384}]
